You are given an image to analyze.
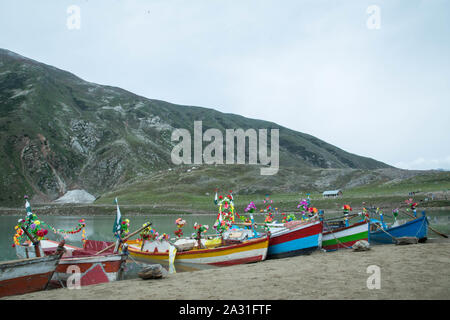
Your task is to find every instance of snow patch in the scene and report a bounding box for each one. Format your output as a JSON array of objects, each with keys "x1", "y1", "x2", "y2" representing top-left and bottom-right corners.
[{"x1": 54, "y1": 189, "x2": 96, "y2": 204}]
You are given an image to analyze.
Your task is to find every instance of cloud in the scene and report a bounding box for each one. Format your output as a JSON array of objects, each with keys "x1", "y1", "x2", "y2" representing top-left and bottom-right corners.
[{"x1": 395, "y1": 156, "x2": 450, "y2": 170}]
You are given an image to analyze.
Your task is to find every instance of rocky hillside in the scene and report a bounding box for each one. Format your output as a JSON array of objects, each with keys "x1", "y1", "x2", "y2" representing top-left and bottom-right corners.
[{"x1": 0, "y1": 48, "x2": 391, "y2": 206}]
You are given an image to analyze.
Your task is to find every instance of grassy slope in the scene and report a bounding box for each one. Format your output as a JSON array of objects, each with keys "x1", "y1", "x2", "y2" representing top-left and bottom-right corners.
[
  {"x1": 94, "y1": 167, "x2": 450, "y2": 215},
  {"x1": 0, "y1": 48, "x2": 391, "y2": 206}
]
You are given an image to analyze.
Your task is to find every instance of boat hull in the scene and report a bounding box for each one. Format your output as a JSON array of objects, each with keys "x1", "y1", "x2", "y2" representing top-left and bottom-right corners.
[
  {"x1": 267, "y1": 220, "x2": 323, "y2": 259},
  {"x1": 370, "y1": 215, "x2": 428, "y2": 244},
  {"x1": 128, "y1": 235, "x2": 269, "y2": 267},
  {"x1": 0, "y1": 255, "x2": 60, "y2": 298},
  {"x1": 322, "y1": 221, "x2": 369, "y2": 251},
  {"x1": 16, "y1": 240, "x2": 127, "y2": 287}
]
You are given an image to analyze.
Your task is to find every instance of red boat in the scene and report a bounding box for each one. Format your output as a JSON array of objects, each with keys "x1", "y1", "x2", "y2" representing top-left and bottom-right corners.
[
  {"x1": 0, "y1": 252, "x2": 62, "y2": 298},
  {"x1": 15, "y1": 239, "x2": 127, "y2": 288}
]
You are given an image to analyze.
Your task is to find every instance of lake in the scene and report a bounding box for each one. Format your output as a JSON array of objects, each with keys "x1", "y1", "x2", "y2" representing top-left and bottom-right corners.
[{"x1": 1, "y1": 209, "x2": 450, "y2": 262}]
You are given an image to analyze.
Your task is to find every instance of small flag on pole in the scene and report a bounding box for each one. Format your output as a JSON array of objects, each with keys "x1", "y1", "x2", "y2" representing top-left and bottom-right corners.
[
  {"x1": 113, "y1": 198, "x2": 122, "y2": 237},
  {"x1": 24, "y1": 196, "x2": 32, "y2": 217}
]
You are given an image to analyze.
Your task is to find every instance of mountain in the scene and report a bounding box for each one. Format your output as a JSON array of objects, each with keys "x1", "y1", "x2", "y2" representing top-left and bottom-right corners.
[{"x1": 0, "y1": 48, "x2": 391, "y2": 206}]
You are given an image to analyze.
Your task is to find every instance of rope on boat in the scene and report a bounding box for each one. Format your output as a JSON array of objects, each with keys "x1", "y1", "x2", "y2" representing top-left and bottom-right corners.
[
  {"x1": 371, "y1": 223, "x2": 398, "y2": 241},
  {"x1": 415, "y1": 216, "x2": 426, "y2": 238},
  {"x1": 323, "y1": 221, "x2": 353, "y2": 250}
]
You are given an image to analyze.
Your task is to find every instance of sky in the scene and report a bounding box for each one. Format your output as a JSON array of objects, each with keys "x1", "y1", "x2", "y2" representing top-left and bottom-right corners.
[{"x1": 1, "y1": 0, "x2": 449, "y2": 170}]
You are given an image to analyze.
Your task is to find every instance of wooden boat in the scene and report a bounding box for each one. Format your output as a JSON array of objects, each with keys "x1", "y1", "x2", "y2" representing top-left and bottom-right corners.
[
  {"x1": 322, "y1": 220, "x2": 369, "y2": 251},
  {"x1": 266, "y1": 219, "x2": 323, "y2": 258},
  {"x1": 0, "y1": 253, "x2": 62, "y2": 298},
  {"x1": 127, "y1": 234, "x2": 270, "y2": 268},
  {"x1": 369, "y1": 212, "x2": 429, "y2": 244},
  {"x1": 15, "y1": 239, "x2": 127, "y2": 287}
]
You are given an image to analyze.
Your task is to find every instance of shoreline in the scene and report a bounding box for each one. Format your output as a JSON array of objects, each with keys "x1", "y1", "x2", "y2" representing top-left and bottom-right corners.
[
  {"x1": 4, "y1": 240, "x2": 449, "y2": 300},
  {"x1": 1, "y1": 205, "x2": 449, "y2": 217}
]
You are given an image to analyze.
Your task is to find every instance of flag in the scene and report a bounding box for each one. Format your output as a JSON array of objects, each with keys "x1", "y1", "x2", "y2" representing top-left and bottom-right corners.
[
  {"x1": 25, "y1": 199, "x2": 32, "y2": 217},
  {"x1": 168, "y1": 245, "x2": 177, "y2": 274},
  {"x1": 113, "y1": 198, "x2": 122, "y2": 237}
]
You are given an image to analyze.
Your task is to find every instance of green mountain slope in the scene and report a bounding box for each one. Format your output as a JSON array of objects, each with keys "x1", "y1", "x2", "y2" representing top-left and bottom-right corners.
[{"x1": 0, "y1": 48, "x2": 391, "y2": 206}]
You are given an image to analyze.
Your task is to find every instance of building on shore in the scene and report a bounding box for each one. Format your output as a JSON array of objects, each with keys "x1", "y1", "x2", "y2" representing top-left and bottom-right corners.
[{"x1": 322, "y1": 190, "x2": 343, "y2": 198}]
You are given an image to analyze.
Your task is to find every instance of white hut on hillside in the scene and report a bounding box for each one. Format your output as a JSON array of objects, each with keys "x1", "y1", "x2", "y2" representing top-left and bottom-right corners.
[{"x1": 322, "y1": 190, "x2": 343, "y2": 198}]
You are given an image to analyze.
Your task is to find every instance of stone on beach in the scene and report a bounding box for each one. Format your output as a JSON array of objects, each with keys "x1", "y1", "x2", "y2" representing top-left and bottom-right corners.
[
  {"x1": 138, "y1": 264, "x2": 168, "y2": 280},
  {"x1": 352, "y1": 240, "x2": 371, "y2": 251}
]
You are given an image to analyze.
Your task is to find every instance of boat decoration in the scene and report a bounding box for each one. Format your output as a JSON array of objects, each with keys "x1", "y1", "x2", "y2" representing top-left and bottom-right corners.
[
  {"x1": 174, "y1": 218, "x2": 186, "y2": 238},
  {"x1": 213, "y1": 190, "x2": 236, "y2": 235},
  {"x1": 12, "y1": 196, "x2": 87, "y2": 247},
  {"x1": 13, "y1": 197, "x2": 127, "y2": 288}
]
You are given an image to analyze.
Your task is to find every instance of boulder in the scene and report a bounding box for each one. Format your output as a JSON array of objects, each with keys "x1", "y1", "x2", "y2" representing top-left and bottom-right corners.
[
  {"x1": 138, "y1": 264, "x2": 168, "y2": 280},
  {"x1": 352, "y1": 240, "x2": 371, "y2": 252}
]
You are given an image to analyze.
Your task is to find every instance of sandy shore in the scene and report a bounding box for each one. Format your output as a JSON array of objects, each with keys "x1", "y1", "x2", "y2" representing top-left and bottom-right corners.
[{"x1": 4, "y1": 240, "x2": 450, "y2": 300}]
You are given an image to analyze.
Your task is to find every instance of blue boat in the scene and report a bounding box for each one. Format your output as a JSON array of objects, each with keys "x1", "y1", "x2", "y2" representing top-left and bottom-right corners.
[{"x1": 369, "y1": 211, "x2": 429, "y2": 244}]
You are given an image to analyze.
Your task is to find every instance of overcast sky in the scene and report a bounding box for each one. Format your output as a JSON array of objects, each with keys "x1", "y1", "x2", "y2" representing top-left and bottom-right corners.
[{"x1": 1, "y1": 0, "x2": 449, "y2": 170}]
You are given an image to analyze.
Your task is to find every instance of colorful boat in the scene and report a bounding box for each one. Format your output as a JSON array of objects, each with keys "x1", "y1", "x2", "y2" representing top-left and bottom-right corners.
[
  {"x1": 322, "y1": 220, "x2": 369, "y2": 251},
  {"x1": 127, "y1": 235, "x2": 269, "y2": 268},
  {"x1": 369, "y1": 212, "x2": 429, "y2": 244},
  {"x1": 15, "y1": 239, "x2": 127, "y2": 287},
  {"x1": 266, "y1": 220, "x2": 323, "y2": 258},
  {"x1": 0, "y1": 254, "x2": 62, "y2": 298}
]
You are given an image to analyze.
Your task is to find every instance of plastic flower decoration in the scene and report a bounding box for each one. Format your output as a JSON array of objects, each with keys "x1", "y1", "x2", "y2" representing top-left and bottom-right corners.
[
  {"x1": 239, "y1": 201, "x2": 257, "y2": 222},
  {"x1": 120, "y1": 219, "x2": 130, "y2": 235},
  {"x1": 405, "y1": 199, "x2": 417, "y2": 210},
  {"x1": 342, "y1": 204, "x2": 352, "y2": 214},
  {"x1": 158, "y1": 233, "x2": 170, "y2": 241},
  {"x1": 244, "y1": 201, "x2": 257, "y2": 214},
  {"x1": 213, "y1": 191, "x2": 235, "y2": 234},
  {"x1": 281, "y1": 213, "x2": 296, "y2": 223},
  {"x1": 194, "y1": 222, "x2": 209, "y2": 234},
  {"x1": 264, "y1": 212, "x2": 273, "y2": 223},
  {"x1": 174, "y1": 218, "x2": 186, "y2": 238},
  {"x1": 139, "y1": 223, "x2": 154, "y2": 241},
  {"x1": 392, "y1": 208, "x2": 399, "y2": 220}
]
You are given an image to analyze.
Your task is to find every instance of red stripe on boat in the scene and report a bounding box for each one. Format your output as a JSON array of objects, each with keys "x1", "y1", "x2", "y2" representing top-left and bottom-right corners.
[
  {"x1": 269, "y1": 222, "x2": 322, "y2": 246},
  {"x1": 0, "y1": 272, "x2": 54, "y2": 297}
]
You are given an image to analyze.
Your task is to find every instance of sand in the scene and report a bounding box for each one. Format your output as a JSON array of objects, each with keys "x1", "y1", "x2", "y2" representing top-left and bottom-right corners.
[{"x1": 4, "y1": 240, "x2": 450, "y2": 300}]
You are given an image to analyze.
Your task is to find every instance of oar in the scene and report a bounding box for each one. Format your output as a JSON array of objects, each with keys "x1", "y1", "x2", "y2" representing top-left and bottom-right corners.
[
  {"x1": 233, "y1": 222, "x2": 267, "y2": 227},
  {"x1": 21, "y1": 227, "x2": 41, "y2": 257},
  {"x1": 95, "y1": 222, "x2": 152, "y2": 255},
  {"x1": 400, "y1": 210, "x2": 448, "y2": 238}
]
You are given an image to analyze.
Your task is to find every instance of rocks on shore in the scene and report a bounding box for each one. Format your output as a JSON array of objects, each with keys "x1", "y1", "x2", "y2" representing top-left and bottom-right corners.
[
  {"x1": 138, "y1": 264, "x2": 168, "y2": 280},
  {"x1": 352, "y1": 240, "x2": 371, "y2": 252}
]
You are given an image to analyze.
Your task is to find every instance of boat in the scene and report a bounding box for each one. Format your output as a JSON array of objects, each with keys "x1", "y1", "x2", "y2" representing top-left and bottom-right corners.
[
  {"x1": 15, "y1": 239, "x2": 128, "y2": 288},
  {"x1": 322, "y1": 220, "x2": 370, "y2": 251},
  {"x1": 369, "y1": 212, "x2": 429, "y2": 244},
  {"x1": 13, "y1": 197, "x2": 128, "y2": 288},
  {"x1": 266, "y1": 219, "x2": 323, "y2": 258},
  {"x1": 0, "y1": 250, "x2": 62, "y2": 298},
  {"x1": 127, "y1": 191, "x2": 270, "y2": 269},
  {"x1": 127, "y1": 234, "x2": 270, "y2": 268}
]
